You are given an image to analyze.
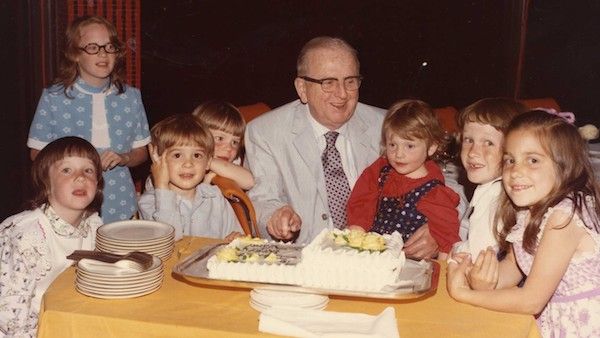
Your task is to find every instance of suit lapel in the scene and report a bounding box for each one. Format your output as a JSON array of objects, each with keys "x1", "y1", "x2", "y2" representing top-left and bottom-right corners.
[
  {"x1": 291, "y1": 105, "x2": 328, "y2": 204},
  {"x1": 347, "y1": 111, "x2": 379, "y2": 172}
]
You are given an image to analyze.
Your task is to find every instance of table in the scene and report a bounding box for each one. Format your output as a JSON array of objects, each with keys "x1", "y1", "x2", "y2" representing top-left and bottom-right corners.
[{"x1": 38, "y1": 237, "x2": 541, "y2": 338}]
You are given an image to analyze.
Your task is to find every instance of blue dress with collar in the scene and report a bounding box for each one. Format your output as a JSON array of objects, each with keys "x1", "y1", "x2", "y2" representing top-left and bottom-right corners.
[{"x1": 27, "y1": 78, "x2": 151, "y2": 222}]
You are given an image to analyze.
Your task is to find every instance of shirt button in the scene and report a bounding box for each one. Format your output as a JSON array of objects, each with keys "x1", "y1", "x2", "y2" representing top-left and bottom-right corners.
[{"x1": 321, "y1": 213, "x2": 329, "y2": 220}]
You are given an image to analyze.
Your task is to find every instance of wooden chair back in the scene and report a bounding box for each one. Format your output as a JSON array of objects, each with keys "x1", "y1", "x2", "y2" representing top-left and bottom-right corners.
[{"x1": 211, "y1": 175, "x2": 260, "y2": 237}]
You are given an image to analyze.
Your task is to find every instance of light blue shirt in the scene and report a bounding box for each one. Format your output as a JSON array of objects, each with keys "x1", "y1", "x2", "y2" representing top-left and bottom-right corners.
[{"x1": 138, "y1": 183, "x2": 242, "y2": 241}]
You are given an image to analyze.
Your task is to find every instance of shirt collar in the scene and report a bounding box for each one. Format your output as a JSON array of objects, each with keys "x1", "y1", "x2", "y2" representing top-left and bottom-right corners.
[
  {"x1": 305, "y1": 108, "x2": 349, "y2": 140},
  {"x1": 73, "y1": 77, "x2": 112, "y2": 94}
]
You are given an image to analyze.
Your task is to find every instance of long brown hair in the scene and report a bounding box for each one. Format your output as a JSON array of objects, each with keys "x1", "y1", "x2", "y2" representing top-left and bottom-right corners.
[
  {"x1": 30, "y1": 137, "x2": 104, "y2": 214},
  {"x1": 53, "y1": 15, "x2": 126, "y2": 95},
  {"x1": 496, "y1": 110, "x2": 600, "y2": 254}
]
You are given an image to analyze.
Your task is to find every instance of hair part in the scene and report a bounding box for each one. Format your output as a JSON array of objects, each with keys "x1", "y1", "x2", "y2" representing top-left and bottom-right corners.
[
  {"x1": 151, "y1": 114, "x2": 215, "y2": 158},
  {"x1": 296, "y1": 36, "x2": 359, "y2": 76},
  {"x1": 30, "y1": 136, "x2": 104, "y2": 214},
  {"x1": 54, "y1": 15, "x2": 126, "y2": 95},
  {"x1": 496, "y1": 110, "x2": 600, "y2": 254},
  {"x1": 381, "y1": 99, "x2": 445, "y2": 156},
  {"x1": 457, "y1": 97, "x2": 527, "y2": 134}
]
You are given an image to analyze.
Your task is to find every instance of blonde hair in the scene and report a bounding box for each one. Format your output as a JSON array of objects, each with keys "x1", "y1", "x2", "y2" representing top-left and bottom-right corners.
[
  {"x1": 381, "y1": 99, "x2": 445, "y2": 156},
  {"x1": 150, "y1": 114, "x2": 214, "y2": 158},
  {"x1": 458, "y1": 97, "x2": 526, "y2": 134},
  {"x1": 192, "y1": 101, "x2": 246, "y2": 137},
  {"x1": 54, "y1": 15, "x2": 126, "y2": 95}
]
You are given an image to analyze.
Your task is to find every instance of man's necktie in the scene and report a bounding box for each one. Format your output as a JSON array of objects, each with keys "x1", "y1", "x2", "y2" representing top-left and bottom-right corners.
[{"x1": 322, "y1": 131, "x2": 351, "y2": 228}]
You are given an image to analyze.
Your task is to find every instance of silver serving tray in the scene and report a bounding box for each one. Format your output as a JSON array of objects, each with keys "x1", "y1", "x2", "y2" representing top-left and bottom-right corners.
[{"x1": 172, "y1": 243, "x2": 439, "y2": 300}]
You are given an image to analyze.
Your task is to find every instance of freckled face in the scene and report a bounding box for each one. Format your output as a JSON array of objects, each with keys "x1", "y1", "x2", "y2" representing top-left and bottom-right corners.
[
  {"x1": 48, "y1": 156, "x2": 98, "y2": 216},
  {"x1": 460, "y1": 122, "x2": 505, "y2": 184},
  {"x1": 502, "y1": 129, "x2": 557, "y2": 208}
]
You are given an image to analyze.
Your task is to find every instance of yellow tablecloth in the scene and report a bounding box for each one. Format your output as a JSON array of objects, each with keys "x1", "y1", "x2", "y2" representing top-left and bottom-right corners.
[{"x1": 38, "y1": 237, "x2": 541, "y2": 338}]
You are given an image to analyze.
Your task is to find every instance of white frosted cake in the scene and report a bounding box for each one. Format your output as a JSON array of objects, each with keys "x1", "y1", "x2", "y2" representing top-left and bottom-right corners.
[{"x1": 206, "y1": 229, "x2": 406, "y2": 292}]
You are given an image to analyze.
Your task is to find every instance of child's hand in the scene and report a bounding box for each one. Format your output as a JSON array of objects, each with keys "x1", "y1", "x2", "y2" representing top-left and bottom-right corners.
[
  {"x1": 448, "y1": 251, "x2": 471, "y2": 264},
  {"x1": 148, "y1": 144, "x2": 170, "y2": 189},
  {"x1": 446, "y1": 258, "x2": 472, "y2": 301},
  {"x1": 100, "y1": 150, "x2": 126, "y2": 171},
  {"x1": 467, "y1": 247, "x2": 499, "y2": 290},
  {"x1": 224, "y1": 231, "x2": 244, "y2": 243},
  {"x1": 203, "y1": 171, "x2": 217, "y2": 185},
  {"x1": 346, "y1": 225, "x2": 366, "y2": 232}
]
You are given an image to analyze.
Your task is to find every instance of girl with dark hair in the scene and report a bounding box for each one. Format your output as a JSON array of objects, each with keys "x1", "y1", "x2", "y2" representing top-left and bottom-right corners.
[{"x1": 0, "y1": 137, "x2": 103, "y2": 336}]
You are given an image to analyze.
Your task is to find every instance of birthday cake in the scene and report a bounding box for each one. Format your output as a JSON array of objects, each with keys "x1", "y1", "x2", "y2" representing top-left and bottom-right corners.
[{"x1": 206, "y1": 229, "x2": 406, "y2": 292}]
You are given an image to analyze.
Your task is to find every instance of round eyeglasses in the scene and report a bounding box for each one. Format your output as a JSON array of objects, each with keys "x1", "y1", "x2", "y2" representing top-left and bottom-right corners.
[
  {"x1": 298, "y1": 75, "x2": 363, "y2": 93},
  {"x1": 79, "y1": 43, "x2": 119, "y2": 55}
]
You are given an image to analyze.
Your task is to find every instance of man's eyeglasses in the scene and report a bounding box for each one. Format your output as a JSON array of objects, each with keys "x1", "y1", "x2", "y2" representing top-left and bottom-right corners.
[
  {"x1": 298, "y1": 75, "x2": 363, "y2": 93},
  {"x1": 79, "y1": 43, "x2": 119, "y2": 55}
]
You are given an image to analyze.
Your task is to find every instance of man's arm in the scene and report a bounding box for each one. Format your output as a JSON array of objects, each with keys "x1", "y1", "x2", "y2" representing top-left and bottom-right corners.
[{"x1": 244, "y1": 120, "x2": 298, "y2": 239}]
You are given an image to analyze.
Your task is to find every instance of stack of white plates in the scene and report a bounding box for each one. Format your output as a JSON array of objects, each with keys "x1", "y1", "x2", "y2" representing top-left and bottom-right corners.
[
  {"x1": 250, "y1": 289, "x2": 329, "y2": 312},
  {"x1": 96, "y1": 220, "x2": 175, "y2": 261},
  {"x1": 75, "y1": 257, "x2": 164, "y2": 299}
]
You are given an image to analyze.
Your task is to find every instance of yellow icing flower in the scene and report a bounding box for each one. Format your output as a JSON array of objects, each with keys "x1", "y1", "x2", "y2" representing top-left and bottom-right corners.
[
  {"x1": 264, "y1": 252, "x2": 279, "y2": 264},
  {"x1": 334, "y1": 234, "x2": 348, "y2": 246},
  {"x1": 347, "y1": 230, "x2": 364, "y2": 248},
  {"x1": 245, "y1": 253, "x2": 260, "y2": 263},
  {"x1": 216, "y1": 247, "x2": 238, "y2": 262},
  {"x1": 361, "y1": 233, "x2": 386, "y2": 251}
]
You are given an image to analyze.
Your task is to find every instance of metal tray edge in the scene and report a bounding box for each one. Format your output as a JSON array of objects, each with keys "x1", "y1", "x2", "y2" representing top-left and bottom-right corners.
[{"x1": 172, "y1": 243, "x2": 439, "y2": 300}]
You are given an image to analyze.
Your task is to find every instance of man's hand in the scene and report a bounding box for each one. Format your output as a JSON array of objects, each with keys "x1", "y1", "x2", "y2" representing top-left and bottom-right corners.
[
  {"x1": 403, "y1": 224, "x2": 439, "y2": 260},
  {"x1": 266, "y1": 205, "x2": 302, "y2": 240},
  {"x1": 148, "y1": 144, "x2": 170, "y2": 189}
]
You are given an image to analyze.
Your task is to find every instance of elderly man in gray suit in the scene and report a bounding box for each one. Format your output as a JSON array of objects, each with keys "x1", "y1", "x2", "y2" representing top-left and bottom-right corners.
[{"x1": 245, "y1": 36, "x2": 444, "y2": 259}]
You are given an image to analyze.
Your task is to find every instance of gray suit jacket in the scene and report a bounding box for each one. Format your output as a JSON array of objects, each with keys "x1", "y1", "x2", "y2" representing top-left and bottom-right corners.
[{"x1": 245, "y1": 99, "x2": 386, "y2": 244}]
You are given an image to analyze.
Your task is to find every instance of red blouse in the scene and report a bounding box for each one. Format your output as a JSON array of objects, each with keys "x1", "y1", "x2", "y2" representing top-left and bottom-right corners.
[{"x1": 347, "y1": 157, "x2": 460, "y2": 252}]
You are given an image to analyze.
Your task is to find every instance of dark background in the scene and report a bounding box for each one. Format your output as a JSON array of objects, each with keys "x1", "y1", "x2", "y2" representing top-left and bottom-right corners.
[{"x1": 2, "y1": 1, "x2": 599, "y2": 220}]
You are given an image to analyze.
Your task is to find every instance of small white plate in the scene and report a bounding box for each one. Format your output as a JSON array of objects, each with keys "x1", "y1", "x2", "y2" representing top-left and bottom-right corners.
[
  {"x1": 76, "y1": 274, "x2": 163, "y2": 289},
  {"x1": 76, "y1": 283, "x2": 162, "y2": 299},
  {"x1": 97, "y1": 220, "x2": 174, "y2": 242}
]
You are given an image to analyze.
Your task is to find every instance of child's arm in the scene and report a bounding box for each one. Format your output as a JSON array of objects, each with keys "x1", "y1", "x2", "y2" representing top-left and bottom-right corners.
[
  {"x1": 346, "y1": 158, "x2": 384, "y2": 231},
  {"x1": 0, "y1": 223, "x2": 44, "y2": 336},
  {"x1": 346, "y1": 225, "x2": 366, "y2": 232},
  {"x1": 448, "y1": 210, "x2": 586, "y2": 314},
  {"x1": 209, "y1": 157, "x2": 255, "y2": 190}
]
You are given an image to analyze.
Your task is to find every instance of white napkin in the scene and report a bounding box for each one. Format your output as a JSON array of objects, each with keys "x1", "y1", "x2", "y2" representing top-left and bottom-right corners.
[{"x1": 258, "y1": 306, "x2": 400, "y2": 338}]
